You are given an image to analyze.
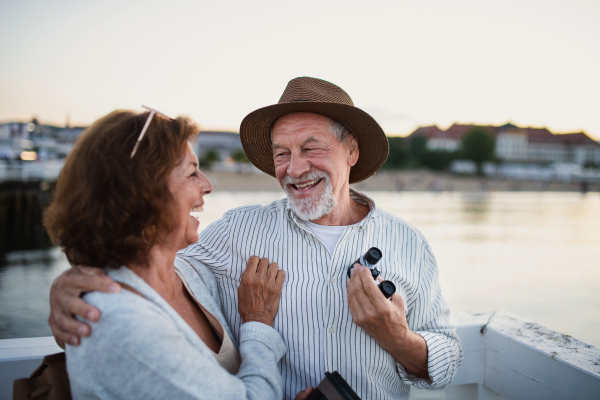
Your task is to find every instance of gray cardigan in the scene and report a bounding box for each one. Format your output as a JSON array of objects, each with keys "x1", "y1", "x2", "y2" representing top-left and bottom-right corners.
[{"x1": 66, "y1": 257, "x2": 286, "y2": 400}]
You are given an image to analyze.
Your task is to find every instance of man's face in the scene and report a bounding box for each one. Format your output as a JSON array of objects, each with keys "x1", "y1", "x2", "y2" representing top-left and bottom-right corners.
[{"x1": 271, "y1": 112, "x2": 358, "y2": 221}]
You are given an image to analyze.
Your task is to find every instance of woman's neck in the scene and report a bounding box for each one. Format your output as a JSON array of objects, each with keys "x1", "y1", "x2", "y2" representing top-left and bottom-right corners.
[{"x1": 127, "y1": 244, "x2": 180, "y2": 296}]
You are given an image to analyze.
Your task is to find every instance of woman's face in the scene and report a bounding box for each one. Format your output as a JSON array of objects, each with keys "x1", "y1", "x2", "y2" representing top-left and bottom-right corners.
[{"x1": 166, "y1": 142, "x2": 213, "y2": 250}]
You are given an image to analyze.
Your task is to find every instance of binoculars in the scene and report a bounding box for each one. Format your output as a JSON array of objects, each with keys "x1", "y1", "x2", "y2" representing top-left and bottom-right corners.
[{"x1": 347, "y1": 247, "x2": 396, "y2": 299}]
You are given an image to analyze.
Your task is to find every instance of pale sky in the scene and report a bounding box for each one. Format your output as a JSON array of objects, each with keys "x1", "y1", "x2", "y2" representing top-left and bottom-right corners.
[{"x1": 1, "y1": 0, "x2": 599, "y2": 138}]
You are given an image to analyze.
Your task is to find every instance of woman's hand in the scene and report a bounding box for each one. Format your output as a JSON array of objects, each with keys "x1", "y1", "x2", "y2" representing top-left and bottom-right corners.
[
  {"x1": 294, "y1": 386, "x2": 314, "y2": 399},
  {"x1": 238, "y1": 256, "x2": 285, "y2": 327}
]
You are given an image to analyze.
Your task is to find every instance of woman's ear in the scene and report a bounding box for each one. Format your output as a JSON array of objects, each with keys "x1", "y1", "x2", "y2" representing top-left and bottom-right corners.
[{"x1": 347, "y1": 135, "x2": 359, "y2": 167}]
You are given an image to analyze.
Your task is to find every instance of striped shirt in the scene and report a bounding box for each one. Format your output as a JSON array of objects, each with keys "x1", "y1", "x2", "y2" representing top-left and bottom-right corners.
[{"x1": 180, "y1": 189, "x2": 463, "y2": 400}]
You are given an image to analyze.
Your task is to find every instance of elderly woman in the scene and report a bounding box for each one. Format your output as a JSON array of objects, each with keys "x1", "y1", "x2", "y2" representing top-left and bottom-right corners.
[{"x1": 43, "y1": 110, "x2": 289, "y2": 399}]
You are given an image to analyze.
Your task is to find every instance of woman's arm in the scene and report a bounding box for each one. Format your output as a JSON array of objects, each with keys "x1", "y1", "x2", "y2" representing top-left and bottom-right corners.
[{"x1": 68, "y1": 291, "x2": 285, "y2": 400}]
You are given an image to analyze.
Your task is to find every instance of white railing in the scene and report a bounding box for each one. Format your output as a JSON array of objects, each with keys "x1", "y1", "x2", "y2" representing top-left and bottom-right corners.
[
  {"x1": 0, "y1": 160, "x2": 64, "y2": 182},
  {"x1": 1, "y1": 311, "x2": 599, "y2": 399}
]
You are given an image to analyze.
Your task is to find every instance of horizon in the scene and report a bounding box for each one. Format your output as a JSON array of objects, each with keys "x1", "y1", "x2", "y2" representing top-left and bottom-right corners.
[
  {"x1": 1, "y1": 118, "x2": 595, "y2": 140},
  {"x1": 1, "y1": 0, "x2": 599, "y2": 139}
]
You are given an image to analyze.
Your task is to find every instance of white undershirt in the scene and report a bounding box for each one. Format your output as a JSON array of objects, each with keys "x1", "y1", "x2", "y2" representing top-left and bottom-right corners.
[{"x1": 303, "y1": 220, "x2": 357, "y2": 255}]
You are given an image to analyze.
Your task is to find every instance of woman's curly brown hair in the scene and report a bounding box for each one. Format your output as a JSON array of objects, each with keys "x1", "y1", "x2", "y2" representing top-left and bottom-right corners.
[{"x1": 44, "y1": 110, "x2": 199, "y2": 268}]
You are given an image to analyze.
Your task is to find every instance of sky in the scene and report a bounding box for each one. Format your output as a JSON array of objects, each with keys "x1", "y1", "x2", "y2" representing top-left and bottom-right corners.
[{"x1": 1, "y1": 0, "x2": 599, "y2": 138}]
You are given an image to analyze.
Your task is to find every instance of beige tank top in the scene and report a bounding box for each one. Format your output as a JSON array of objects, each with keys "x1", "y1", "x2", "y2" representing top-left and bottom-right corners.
[{"x1": 176, "y1": 270, "x2": 241, "y2": 375}]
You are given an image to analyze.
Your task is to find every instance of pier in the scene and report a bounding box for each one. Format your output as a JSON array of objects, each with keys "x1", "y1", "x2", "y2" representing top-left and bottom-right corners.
[{"x1": 0, "y1": 161, "x2": 62, "y2": 254}]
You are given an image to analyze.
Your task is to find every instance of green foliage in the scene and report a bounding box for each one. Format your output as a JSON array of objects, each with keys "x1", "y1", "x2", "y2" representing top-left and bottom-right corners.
[
  {"x1": 230, "y1": 149, "x2": 249, "y2": 163},
  {"x1": 409, "y1": 136, "x2": 427, "y2": 160},
  {"x1": 461, "y1": 128, "x2": 496, "y2": 175},
  {"x1": 199, "y1": 149, "x2": 220, "y2": 169},
  {"x1": 421, "y1": 150, "x2": 457, "y2": 171},
  {"x1": 382, "y1": 136, "x2": 457, "y2": 171},
  {"x1": 382, "y1": 137, "x2": 410, "y2": 169}
]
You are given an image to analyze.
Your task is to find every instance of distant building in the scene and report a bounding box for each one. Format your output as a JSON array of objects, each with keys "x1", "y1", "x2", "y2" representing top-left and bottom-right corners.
[
  {"x1": 408, "y1": 123, "x2": 600, "y2": 165},
  {"x1": 194, "y1": 131, "x2": 243, "y2": 160},
  {"x1": 0, "y1": 121, "x2": 85, "y2": 161}
]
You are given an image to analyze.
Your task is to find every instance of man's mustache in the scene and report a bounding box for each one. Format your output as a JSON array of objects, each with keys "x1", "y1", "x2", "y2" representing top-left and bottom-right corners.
[{"x1": 282, "y1": 170, "x2": 329, "y2": 186}]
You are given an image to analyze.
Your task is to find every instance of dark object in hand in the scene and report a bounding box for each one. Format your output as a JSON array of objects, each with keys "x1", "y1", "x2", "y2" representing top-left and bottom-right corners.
[
  {"x1": 306, "y1": 371, "x2": 361, "y2": 400},
  {"x1": 347, "y1": 247, "x2": 396, "y2": 299}
]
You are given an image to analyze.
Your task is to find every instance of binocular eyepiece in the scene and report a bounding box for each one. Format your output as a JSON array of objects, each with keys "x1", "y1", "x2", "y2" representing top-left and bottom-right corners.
[{"x1": 347, "y1": 247, "x2": 396, "y2": 299}]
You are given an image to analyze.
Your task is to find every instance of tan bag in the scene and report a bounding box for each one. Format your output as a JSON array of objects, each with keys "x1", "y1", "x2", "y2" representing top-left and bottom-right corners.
[{"x1": 13, "y1": 352, "x2": 71, "y2": 400}]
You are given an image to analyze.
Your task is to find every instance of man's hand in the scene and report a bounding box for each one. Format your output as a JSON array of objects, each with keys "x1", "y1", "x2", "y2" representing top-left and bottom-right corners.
[
  {"x1": 238, "y1": 256, "x2": 285, "y2": 327},
  {"x1": 49, "y1": 266, "x2": 120, "y2": 347},
  {"x1": 347, "y1": 264, "x2": 429, "y2": 379}
]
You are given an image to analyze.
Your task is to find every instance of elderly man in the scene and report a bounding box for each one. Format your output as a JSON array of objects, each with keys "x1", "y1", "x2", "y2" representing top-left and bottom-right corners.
[{"x1": 49, "y1": 77, "x2": 462, "y2": 399}]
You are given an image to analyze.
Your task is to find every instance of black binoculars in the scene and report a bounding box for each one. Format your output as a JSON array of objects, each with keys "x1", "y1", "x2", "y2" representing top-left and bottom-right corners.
[{"x1": 347, "y1": 247, "x2": 396, "y2": 299}]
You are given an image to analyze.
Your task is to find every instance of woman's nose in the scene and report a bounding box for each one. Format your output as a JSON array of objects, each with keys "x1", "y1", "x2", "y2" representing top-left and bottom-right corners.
[{"x1": 198, "y1": 171, "x2": 213, "y2": 195}]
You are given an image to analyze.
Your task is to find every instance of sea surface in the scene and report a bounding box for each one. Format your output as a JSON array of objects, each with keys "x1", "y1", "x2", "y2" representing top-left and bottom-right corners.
[{"x1": 1, "y1": 191, "x2": 599, "y2": 349}]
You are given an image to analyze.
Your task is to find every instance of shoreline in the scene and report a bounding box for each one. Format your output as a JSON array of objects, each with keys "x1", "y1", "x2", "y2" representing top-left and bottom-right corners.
[{"x1": 203, "y1": 170, "x2": 599, "y2": 193}]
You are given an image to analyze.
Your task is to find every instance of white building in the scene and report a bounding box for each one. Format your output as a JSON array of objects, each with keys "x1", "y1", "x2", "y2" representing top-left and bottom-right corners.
[{"x1": 409, "y1": 123, "x2": 600, "y2": 166}]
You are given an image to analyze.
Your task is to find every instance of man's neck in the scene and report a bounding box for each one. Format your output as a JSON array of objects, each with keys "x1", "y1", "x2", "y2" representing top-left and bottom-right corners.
[{"x1": 310, "y1": 190, "x2": 370, "y2": 226}]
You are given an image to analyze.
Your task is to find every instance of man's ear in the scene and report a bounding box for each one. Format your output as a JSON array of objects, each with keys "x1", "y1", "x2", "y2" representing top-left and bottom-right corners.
[{"x1": 347, "y1": 134, "x2": 359, "y2": 167}]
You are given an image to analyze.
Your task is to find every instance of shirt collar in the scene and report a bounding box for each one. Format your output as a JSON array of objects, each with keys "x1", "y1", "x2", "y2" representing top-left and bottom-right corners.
[{"x1": 285, "y1": 188, "x2": 378, "y2": 227}]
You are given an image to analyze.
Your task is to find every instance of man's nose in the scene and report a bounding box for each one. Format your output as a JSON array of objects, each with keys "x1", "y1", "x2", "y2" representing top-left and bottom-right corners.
[{"x1": 287, "y1": 153, "x2": 310, "y2": 178}]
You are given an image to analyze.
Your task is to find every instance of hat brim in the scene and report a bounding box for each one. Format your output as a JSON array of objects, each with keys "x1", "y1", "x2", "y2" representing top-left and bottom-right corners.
[{"x1": 240, "y1": 102, "x2": 389, "y2": 184}]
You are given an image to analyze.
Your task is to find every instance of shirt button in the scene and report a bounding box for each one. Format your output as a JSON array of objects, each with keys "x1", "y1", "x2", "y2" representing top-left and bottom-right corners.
[
  {"x1": 329, "y1": 327, "x2": 335, "y2": 333},
  {"x1": 329, "y1": 278, "x2": 335, "y2": 284}
]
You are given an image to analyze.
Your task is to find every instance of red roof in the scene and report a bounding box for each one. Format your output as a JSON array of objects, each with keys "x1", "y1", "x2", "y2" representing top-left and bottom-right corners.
[
  {"x1": 444, "y1": 124, "x2": 498, "y2": 139},
  {"x1": 407, "y1": 125, "x2": 442, "y2": 139},
  {"x1": 558, "y1": 132, "x2": 600, "y2": 146},
  {"x1": 408, "y1": 123, "x2": 599, "y2": 148}
]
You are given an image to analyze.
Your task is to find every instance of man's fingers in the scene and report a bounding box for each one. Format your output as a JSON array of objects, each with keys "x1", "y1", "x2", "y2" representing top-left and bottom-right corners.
[
  {"x1": 390, "y1": 290, "x2": 405, "y2": 309},
  {"x1": 74, "y1": 265, "x2": 108, "y2": 277},
  {"x1": 359, "y1": 269, "x2": 388, "y2": 309},
  {"x1": 52, "y1": 310, "x2": 90, "y2": 344},
  {"x1": 62, "y1": 293, "x2": 101, "y2": 321},
  {"x1": 275, "y1": 270, "x2": 286, "y2": 291},
  {"x1": 346, "y1": 265, "x2": 364, "y2": 296},
  {"x1": 266, "y1": 262, "x2": 279, "y2": 282},
  {"x1": 64, "y1": 273, "x2": 119, "y2": 294},
  {"x1": 348, "y1": 285, "x2": 367, "y2": 322},
  {"x1": 243, "y1": 256, "x2": 260, "y2": 275},
  {"x1": 256, "y1": 257, "x2": 270, "y2": 276}
]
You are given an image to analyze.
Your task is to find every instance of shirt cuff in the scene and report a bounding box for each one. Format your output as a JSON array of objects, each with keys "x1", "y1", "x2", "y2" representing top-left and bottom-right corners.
[
  {"x1": 240, "y1": 321, "x2": 287, "y2": 361},
  {"x1": 396, "y1": 331, "x2": 460, "y2": 389}
]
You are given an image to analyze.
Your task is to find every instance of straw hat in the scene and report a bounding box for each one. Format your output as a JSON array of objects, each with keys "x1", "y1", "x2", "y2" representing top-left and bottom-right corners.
[{"x1": 240, "y1": 77, "x2": 389, "y2": 184}]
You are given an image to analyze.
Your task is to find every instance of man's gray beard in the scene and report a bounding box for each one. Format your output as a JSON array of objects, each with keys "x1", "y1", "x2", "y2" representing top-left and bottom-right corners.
[{"x1": 283, "y1": 170, "x2": 337, "y2": 221}]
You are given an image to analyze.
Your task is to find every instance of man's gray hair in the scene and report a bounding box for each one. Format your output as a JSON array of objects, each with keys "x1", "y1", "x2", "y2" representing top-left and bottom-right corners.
[
  {"x1": 269, "y1": 116, "x2": 353, "y2": 146},
  {"x1": 327, "y1": 118, "x2": 352, "y2": 145}
]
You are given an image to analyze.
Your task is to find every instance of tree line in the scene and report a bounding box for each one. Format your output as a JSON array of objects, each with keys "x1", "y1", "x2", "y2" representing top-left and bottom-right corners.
[
  {"x1": 382, "y1": 127, "x2": 496, "y2": 175},
  {"x1": 198, "y1": 127, "x2": 497, "y2": 175}
]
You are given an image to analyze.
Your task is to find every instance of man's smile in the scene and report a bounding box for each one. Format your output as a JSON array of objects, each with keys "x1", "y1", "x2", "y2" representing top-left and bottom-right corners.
[
  {"x1": 288, "y1": 178, "x2": 325, "y2": 198},
  {"x1": 290, "y1": 178, "x2": 323, "y2": 192}
]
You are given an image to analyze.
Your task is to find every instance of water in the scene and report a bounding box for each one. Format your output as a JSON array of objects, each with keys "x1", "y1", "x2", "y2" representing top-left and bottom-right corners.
[{"x1": 1, "y1": 191, "x2": 599, "y2": 349}]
